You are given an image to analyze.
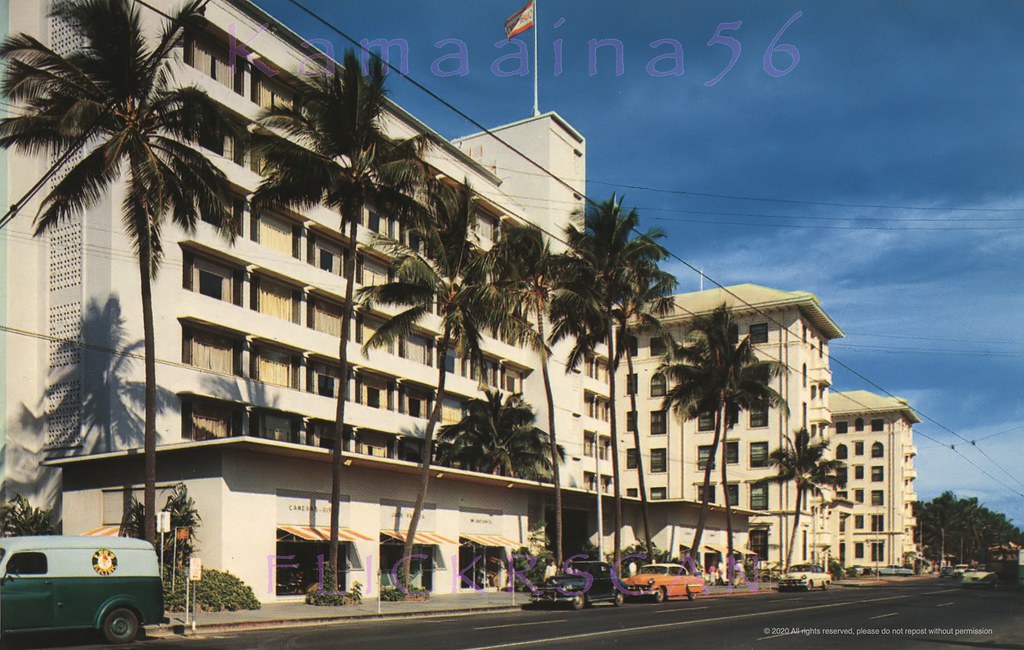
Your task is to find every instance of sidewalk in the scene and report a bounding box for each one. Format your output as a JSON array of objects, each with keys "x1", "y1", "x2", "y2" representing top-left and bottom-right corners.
[{"x1": 154, "y1": 578, "x2": 936, "y2": 637}]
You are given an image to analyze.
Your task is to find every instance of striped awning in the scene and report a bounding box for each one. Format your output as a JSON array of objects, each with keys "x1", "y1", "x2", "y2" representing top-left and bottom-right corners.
[
  {"x1": 82, "y1": 525, "x2": 122, "y2": 537},
  {"x1": 381, "y1": 530, "x2": 457, "y2": 545},
  {"x1": 460, "y1": 534, "x2": 520, "y2": 548},
  {"x1": 277, "y1": 526, "x2": 372, "y2": 542}
]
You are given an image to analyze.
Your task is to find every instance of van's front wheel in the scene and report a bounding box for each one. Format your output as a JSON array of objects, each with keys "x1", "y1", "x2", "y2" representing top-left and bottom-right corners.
[{"x1": 102, "y1": 607, "x2": 139, "y2": 644}]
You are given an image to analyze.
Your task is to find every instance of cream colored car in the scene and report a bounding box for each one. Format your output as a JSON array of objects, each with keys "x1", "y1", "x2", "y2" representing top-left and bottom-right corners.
[{"x1": 778, "y1": 564, "x2": 832, "y2": 591}]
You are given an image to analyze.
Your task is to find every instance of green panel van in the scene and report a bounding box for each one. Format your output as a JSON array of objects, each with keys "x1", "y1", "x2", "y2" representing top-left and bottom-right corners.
[{"x1": 0, "y1": 536, "x2": 164, "y2": 644}]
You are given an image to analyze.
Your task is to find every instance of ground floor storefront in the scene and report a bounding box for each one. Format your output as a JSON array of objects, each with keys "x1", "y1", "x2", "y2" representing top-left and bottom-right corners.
[{"x1": 52, "y1": 438, "x2": 750, "y2": 602}]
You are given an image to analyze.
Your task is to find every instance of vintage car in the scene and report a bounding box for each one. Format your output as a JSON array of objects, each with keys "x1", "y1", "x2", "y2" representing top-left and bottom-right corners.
[
  {"x1": 952, "y1": 563, "x2": 970, "y2": 578},
  {"x1": 939, "y1": 566, "x2": 956, "y2": 578},
  {"x1": 961, "y1": 566, "x2": 998, "y2": 589},
  {"x1": 878, "y1": 565, "x2": 914, "y2": 576},
  {"x1": 622, "y1": 563, "x2": 705, "y2": 602},
  {"x1": 778, "y1": 564, "x2": 831, "y2": 591},
  {"x1": 530, "y1": 561, "x2": 624, "y2": 609}
]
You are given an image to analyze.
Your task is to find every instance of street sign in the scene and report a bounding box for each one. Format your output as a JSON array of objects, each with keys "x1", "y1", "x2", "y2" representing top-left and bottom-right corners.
[
  {"x1": 157, "y1": 511, "x2": 171, "y2": 534},
  {"x1": 189, "y1": 557, "x2": 202, "y2": 581}
]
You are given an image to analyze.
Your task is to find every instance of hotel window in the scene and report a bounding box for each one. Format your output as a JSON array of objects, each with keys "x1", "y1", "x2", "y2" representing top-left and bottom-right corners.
[
  {"x1": 855, "y1": 515, "x2": 864, "y2": 529},
  {"x1": 872, "y1": 466, "x2": 884, "y2": 482},
  {"x1": 650, "y1": 448, "x2": 667, "y2": 473},
  {"x1": 626, "y1": 448, "x2": 638, "y2": 469},
  {"x1": 749, "y1": 401, "x2": 769, "y2": 428},
  {"x1": 854, "y1": 489, "x2": 864, "y2": 503},
  {"x1": 697, "y1": 411, "x2": 714, "y2": 431},
  {"x1": 251, "y1": 68, "x2": 292, "y2": 110},
  {"x1": 441, "y1": 398, "x2": 464, "y2": 425},
  {"x1": 625, "y1": 373, "x2": 637, "y2": 395},
  {"x1": 583, "y1": 472, "x2": 597, "y2": 491},
  {"x1": 726, "y1": 484, "x2": 739, "y2": 506},
  {"x1": 626, "y1": 488, "x2": 638, "y2": 498},
  {"x1": 836, "y1": 467, "x2": 848, "y2": 487},
  {"x1": 253, "y1": 276, "x2": 300, "y2": 324},
  {"x1": 802, "y1": 363, "x2": 807, "y2": 387},
  {"x1": 650, "y1": 487, "x2": 667, "y2": 500},
  {"x1": 871, "y1": 490, "x2": 884, "y2": 506},
  {"x1": 650, "y1": 410, "x2": 667, "y2": 435},
  {"x1": 855, "y1": 441, "x2": 864, "y2": 455},
  {"x1": 871, "y1": 442, "x2": 884, "y2": 458},
  {"x1": 649, "y1": 336, "x2": 666, "y2": 357},
  {"x1": 725, "y1": 441, "x2": 739, "y2": 464},
  {"x1": 182, "y1": 399, "x2": 238, "y2": 441},
  {"x1": 254, "y1": 411, "x2": 297, "y2": 443},
  {"x1": 584, "y1": 432, "x2": 596, "y2": 457},
  {"x1": 836, "y1": 444, "x2": 848, "y2": 460},
  {"x1": 186, "y1": 255, "x2": 240, "y2": 305},
  {"x1": 871, "y1": 419, "x2": 884, "y2": 432},
  {"x1": 749, "y1": 323, "x2": 769, "y2": 344},
  {"x1": 356, "y1": 315, "x2": 384, "y2": 348},
  {"x1": 480, "y1": 358, "x2": 500, "y2": 389},
  {"x1": 252, "y1": 212, "x2": 298, "y2": 258},
  {"x1": 625, "y1": 410, "x2": 637, "y2": 432},
  {"x1": 183, "y1": 327, "x2": 239, "y2": 375},
  {"x1": 697, "y1": 484, "x2": 715, "y2": 504},
  {"x1": 310, "y1": 234, "x2": 350, "y2": 278},
  {"x1": 400, "y1": 334, "x2": 432, "y2": 366},
  {"x1": 839, "y1": 515, "x2": 847, "y2": 532},
  {"x1": 749, "y1": 442, "x2": 769, "y2": 468},
  {"x1": 854, "y1": 543, "x2": 864, "y2": 559},
  {"x1": 599, "y1": 436, "x2": 611, "y2": 461},
  {"x1": 750, "y1": 483, "x2": 768, "y2": 510},
  {"x1": 504, "y1": 368, "x2": 523, "y2": 393},
  {"x1": 697, "y1": 445, "x2": 715, "y2": 470},
  {"x1": 309, "y1": 296, "x2": 343, "y2": 337},
  {"x1": 359, "y1": 256, "x2": 389, "y2": 287},
  {"x1": 650, "y1": 373, "x2": 666, "y2": 397},
  {"x1": 855, "y1": 417, "x2": 864, "y2": 431},
  {"x1": 404, "y1": 387, "x2": 430, "y2": 419},
  {"x1": 871, "y1": 515, "x2": 884, "y2": 532},
  {"x1": 871, "y1": 542, "x2": 885, "y2": 563},
  {"x1": 364, "y1": 208, "x2": 384, "y2": 234},
  {"x1": 253, "y1": 346, "x2": 298, "y2": 389},
  {"x1": 749, "y1": 530, "x2": 769, "y2": 560},
  {"x1": 625, "y1": 335, "x2": 638, "y2": 358},
  {"x1": 183, "y1": 35, "x2": 244, "y2": 94},
  {"x1": 835, "y1": 420, "x2": 848, "y2": 434},
  {"x1": 316, "y1": 362, "x2": 342, "y2": 398}
]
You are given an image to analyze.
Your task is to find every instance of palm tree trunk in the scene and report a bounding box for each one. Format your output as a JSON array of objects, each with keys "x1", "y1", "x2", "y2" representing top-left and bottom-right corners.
[
  {"x1": 536, "y1": 312, "x2": 563, "y2": 567},
  {"x1": 606, "y1": 321, "x2": 623, "y2": 569},
  {"x1": 328, "y1": 210, "x2": 360, "y2": 590},
  {"x1": 690, "y1": 403, "x2": 725, "y2": 567},
  {"x1": 401, "y1": 332, "x2": 451, "y2": 585},
  {"x1": 624, "y1": 348, "x2": 654, "y2": 561},
  {"x1": 140, "y1": 233, "x2": 157, "y2": 546},
  {"x1": 785, "y1": 488, "x2": 803, "y2": 569},
  {"x1": 721, "y1": 427, "x2": 734, "y2": 570}
]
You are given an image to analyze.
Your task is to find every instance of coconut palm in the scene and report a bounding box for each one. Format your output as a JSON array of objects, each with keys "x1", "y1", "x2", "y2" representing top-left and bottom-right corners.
[
  {"x1": 489, "y1": 222, "x2": 569, "y2": 564},
  {"x1": 768, "y1": 428, "x2": 844, "y2": 569},
  {"x1": 251, "y1": 49, "x2": 425, "y2": 587},
  {"x1": 0, "y1": 0, "x2": 237, "y2": 543},
  {"x1": 360, "y1": 180, "x2": 502, "y2": 583},
  {"x1": 660, "y1": 304, "x2": 785, "y2": 565},
  {"x1": 617, "y1": 261, "x2": 676, "y2": 561},
  {"x1": 436, "y1": 390, "x2": 563, "y2": 481},
  {"x1": 0, "y1": 495, "x2": 55, "y2": 536},
  {"x1": 550, "y1": 195, "x2": 669, "y2": 568}
]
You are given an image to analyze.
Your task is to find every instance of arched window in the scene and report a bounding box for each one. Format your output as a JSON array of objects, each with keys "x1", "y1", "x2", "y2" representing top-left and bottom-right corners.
[
  {"x1": 836, "y1": 444, "x2": 848, "y2": 460},
  {"x1": 854, "y1": 417, "x2": 864, "y2": 431},
  {"x1": 650, "y1": 373, "x2": 666, "y2": 398},
  {"x1": 871, "y1": 442, "x2": 884, "y2": 458}
]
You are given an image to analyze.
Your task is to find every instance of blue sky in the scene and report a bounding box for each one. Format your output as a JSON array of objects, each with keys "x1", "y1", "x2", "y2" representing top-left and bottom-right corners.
[{"x1": 253, "y1": 0, "x2": 1024, "y2": 525}]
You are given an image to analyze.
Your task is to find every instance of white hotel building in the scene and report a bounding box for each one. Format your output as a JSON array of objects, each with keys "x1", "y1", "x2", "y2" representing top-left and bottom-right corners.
[{"x1": 0, "y1": 0, "x2": 749, "y2": 599}]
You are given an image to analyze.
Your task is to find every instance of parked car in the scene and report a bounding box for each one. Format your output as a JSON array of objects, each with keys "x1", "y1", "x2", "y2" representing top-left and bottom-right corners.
[
  {"x1": 952, "y1": 563, "x2": 970, "y2": 578},
  {"x1": 961, "y1": 566, "x2": 998, "y2": 589},
  {"x1": 779, "y1": 564, "x2": 831, "y2": 591},
  {"x1": 878, "y1": 565, "x2": 914, "y2": 576},
  {"x1": 530, "y1": 561, "x2": 624, "y2": 609},
  {"x1": 621, "y1": 563, "x2": 705, "y2": 602},
  {"x1": 0, "y1": 536, "x2": 164, "y2": 644},
  {"x1": 939, "y1": 566, "x2": 955, "y2": 578}
]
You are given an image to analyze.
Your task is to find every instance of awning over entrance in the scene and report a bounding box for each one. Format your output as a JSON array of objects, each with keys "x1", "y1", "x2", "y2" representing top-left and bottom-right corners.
[
  {"x1": 703, "y1": 544, "x2": 722, "y2": 554},
  {"x1": 381, "y1": 530, "x2": 457, "y2": 545},
  {"x1": 459, "y1": 534, "x2": 520, "y2": 547},
  {"x1": 82, "y1": 525, "x2": 122, "y2": 537},
  {"x1": 278, "y1": 526, "x2": 372, "y2": 542}
]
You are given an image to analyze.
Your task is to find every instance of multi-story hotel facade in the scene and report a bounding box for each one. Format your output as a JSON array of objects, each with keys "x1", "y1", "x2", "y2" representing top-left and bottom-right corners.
[
  {"x1": 620, "y1": 284, "x2": 847, "y2": 569},
  {"x1": 0, "y1": 0, "x2": 750, "y2": 600},
  {"x1": 829, "y1": 390, "x2": 920, "y2": 568}
]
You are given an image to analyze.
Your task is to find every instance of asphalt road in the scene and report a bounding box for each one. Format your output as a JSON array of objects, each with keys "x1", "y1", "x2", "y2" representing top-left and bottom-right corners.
[{"x1": 6, "y1": 580, "x2": 1023, "y2": 650}]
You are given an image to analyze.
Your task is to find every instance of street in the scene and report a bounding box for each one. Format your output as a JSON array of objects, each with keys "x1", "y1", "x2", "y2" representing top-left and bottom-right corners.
[{"x1": 4, "y1": 580, "x2": 1022, "y2": 650}]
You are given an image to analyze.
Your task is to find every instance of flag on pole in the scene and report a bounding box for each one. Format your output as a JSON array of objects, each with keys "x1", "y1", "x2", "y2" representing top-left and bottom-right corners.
[{"x1": 504, "y1": 1, "x2": 535, "y2": 39}]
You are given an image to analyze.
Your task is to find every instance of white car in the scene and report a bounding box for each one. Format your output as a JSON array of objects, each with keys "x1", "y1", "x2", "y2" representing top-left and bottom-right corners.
[
  {"x1": 952, "y1": 563, "x2": 970, "y2": 578},
  {"x1": 961, "y1": 566, "x2": 998, "y2": 589},
  {"x1": 778, "y1": 564, "x2": 832, "y2": 591}
]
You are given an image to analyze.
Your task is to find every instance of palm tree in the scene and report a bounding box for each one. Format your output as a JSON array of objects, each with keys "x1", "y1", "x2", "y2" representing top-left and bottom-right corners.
[
  {"x1": 489, "y1": 222, "x2": 569, "y2": 564},
  {"x1": 660, "y1": 304, "x2": 785, "y2": 566},
  {"x1": 0, "y1": 0, "x2": 237, "y2": 544},
  {"x1": 768, "y1": 428, "x2": 844, "y2": 569},
  {"x1": 551, "y1": 195, "x2": 668, "y2": 568},
  {"x1": 0, "y1": 495, "x2": 55, "y2": 536},
  {"x1": 616, "y1": 261, "x2": 675, "y2": 562},
  {"x1": 360, "y1": 180, "x2": 502, "y2": 584},
  {"x1": 436, "y1": 390, "x2": 562, "y2": 481},
  {"x1": 251, "y1": 49, "x2": 425, "y2": 587}
]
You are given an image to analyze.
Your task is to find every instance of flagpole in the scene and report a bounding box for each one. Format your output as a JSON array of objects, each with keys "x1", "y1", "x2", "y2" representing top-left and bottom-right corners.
[{"x1": 533, "y1": 0, "x2": 539, "y2": 116}]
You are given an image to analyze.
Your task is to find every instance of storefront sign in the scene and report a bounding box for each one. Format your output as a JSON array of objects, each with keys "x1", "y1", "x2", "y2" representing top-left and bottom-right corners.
[
  {"x1": 276, "y1": 491, "x2": 349, "y2": 527},
  {"x1": 459, "y1": 508, "x2": 501, "y2": 535},
  {"x1": 380, "y1": 499, "x2": 435, "y2": 532}
]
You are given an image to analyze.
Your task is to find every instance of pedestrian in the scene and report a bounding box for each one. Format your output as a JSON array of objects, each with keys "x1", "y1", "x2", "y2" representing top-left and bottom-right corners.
[
  {"x1": 543, "y1": 558, "x2": 557, "y2": 581},
  {"x1": 733, "y1": 559, "x2": 746, "y2": 586},
  {"x1": 627, "y1": 559, "x2": 638, "y2": 577},
  {"x1": 717, "y1": 558, "x2": 725, "y2": 585}
]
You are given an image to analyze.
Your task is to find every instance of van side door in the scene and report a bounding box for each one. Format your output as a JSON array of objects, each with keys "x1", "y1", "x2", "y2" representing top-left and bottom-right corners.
[{"x1": 2, "y1": 551, "x2": 55, "y2": 631}]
